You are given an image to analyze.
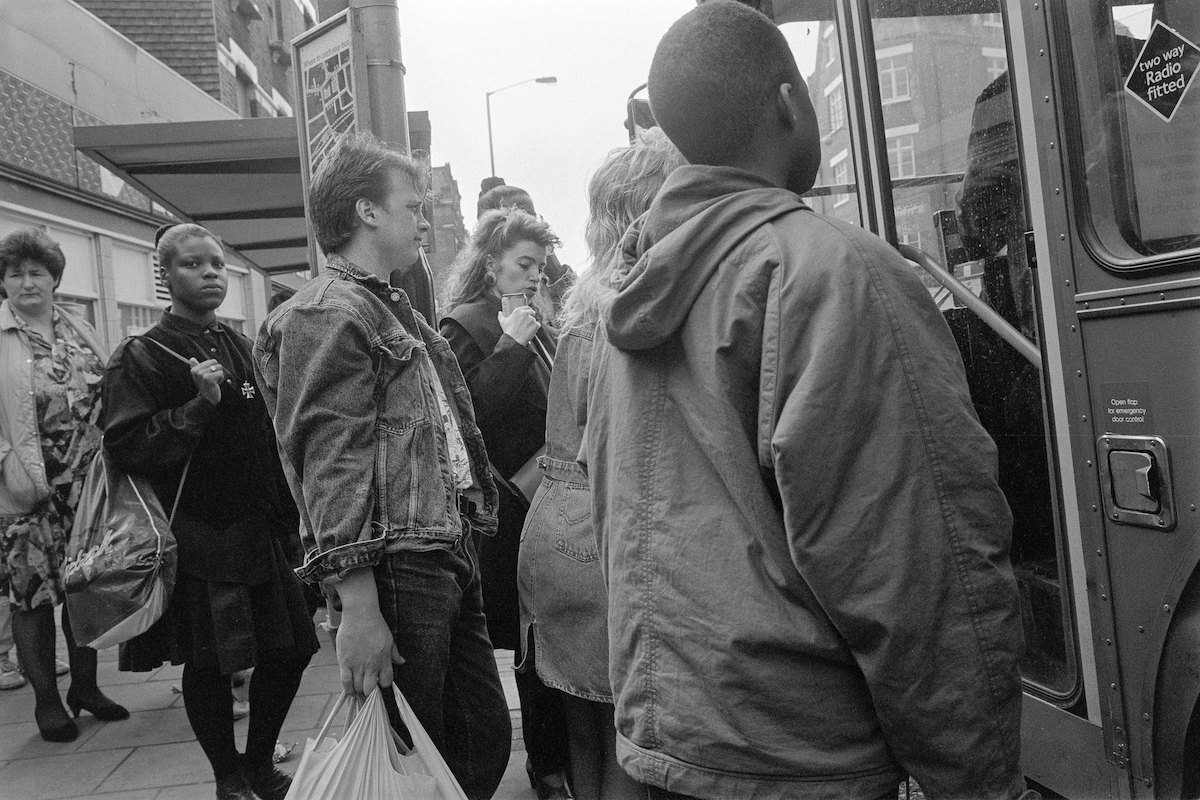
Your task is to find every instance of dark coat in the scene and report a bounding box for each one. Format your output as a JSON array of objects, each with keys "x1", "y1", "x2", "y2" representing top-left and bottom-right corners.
[
  {"x1": 102, "y1": 312, "x2": 315, "y2": 672},
  {"x1": 440, "y1": 293, "x2": 555, "y2": 650}
]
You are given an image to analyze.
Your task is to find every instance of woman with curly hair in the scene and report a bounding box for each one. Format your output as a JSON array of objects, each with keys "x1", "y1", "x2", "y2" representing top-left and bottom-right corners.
[
  {"x1": 440, "y1": 209, "x2": 571, "y2": 799},
  {"x1": 0, "y1": 227, "x2": 126, "y2": 742}
]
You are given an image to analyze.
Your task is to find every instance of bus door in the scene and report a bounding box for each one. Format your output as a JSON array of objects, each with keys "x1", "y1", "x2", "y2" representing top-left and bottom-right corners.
[
  {"x1": 773, "y1": 0, "x2": 1114, "y2": 795},
  {"x1": 1018, "y1": 1, "x2": 1200, "y2": 796}
]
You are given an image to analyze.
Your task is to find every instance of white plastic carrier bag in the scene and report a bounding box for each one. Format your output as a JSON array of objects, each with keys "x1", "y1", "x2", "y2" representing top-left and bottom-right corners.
[{"x1": 284, "y1": 684, "x2": 468, "y2": 800}]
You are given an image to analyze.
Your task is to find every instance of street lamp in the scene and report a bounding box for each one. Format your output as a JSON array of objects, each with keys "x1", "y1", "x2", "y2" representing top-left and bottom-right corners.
[{"x1": 486, "y1": 76, "x2": 557, "y2": 177}]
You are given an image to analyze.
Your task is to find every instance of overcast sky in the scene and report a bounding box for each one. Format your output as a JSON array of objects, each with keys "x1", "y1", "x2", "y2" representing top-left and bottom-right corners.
[{"x1": 396, "y1": 1, "x2": 697, "y2": 270}]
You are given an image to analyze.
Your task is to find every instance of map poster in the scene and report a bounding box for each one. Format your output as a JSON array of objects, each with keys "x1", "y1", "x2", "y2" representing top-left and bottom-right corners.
[{"x1": 297, "y1": 13, "x2": 358, "y2": 177}]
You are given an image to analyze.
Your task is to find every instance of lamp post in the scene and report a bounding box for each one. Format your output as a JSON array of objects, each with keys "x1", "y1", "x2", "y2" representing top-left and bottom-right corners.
[{"x1": 486, "y1": 76, "x2": 557, "y2": 177}]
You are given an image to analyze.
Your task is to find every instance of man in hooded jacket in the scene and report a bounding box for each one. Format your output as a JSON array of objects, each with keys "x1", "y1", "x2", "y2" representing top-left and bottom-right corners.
[{"x1": 584, "y1": 3, "x2": 1029, "y2": 800}]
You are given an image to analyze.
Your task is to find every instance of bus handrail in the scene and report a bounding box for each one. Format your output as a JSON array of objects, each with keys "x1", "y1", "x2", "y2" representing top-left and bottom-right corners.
[{"x1": 897, "y1": 243, "x2": 1042, "y2": 370}]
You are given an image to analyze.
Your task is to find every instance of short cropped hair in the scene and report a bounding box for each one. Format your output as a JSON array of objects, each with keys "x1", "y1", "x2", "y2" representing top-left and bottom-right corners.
[
  {"x1": 308, "y1": 131, "x2": 429, "y2": 254},
  {"x1": 479, "y1": 176, "x2": 507, "y2": 196},
  {"x1": 155, "y1": 223, "x2": 221, "y2": 269},
  {"x1": 445, "y1": 209, "x2": 559, "y2": 310},
  {"x1": 0, "y1": 228, "x2": 66, "y2": 295},
  {"x1": 648, "y1": 0, "x2": 798, "y2": 164},
  {"x1": 476, "y1": 185, "x2": 535, "y2": 219}
]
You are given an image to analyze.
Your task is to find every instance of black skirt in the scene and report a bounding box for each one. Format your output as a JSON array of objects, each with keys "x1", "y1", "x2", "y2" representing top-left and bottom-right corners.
[{"x1": 119, "y1": 537, "x2": 318, "y2": 675}]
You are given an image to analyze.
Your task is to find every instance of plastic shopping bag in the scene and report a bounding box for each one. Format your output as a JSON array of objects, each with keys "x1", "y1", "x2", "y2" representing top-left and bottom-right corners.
[
  {"x1": 62, "y1": 450, "x2": 179, "y2": 650},
  {"x1": 285, "y1": 686, "x2": 468, "y2": 800}
]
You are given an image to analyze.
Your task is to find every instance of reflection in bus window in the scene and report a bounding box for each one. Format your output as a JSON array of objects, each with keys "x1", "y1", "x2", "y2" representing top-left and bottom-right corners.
[
  {"x1": 1068, "y1": 2, "x2": 1200, "y2": 260},
  {"x1": 785, "y1": 18, "x2": 862, "y2": 226},
  {"x1": 866, "y1": 0, "x2": 1075, "y2": 698}
]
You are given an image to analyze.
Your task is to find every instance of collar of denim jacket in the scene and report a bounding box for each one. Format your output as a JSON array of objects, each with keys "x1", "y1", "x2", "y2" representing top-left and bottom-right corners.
[{"x1": 324, "y1": 254, "x2": 398, "y2": 296}]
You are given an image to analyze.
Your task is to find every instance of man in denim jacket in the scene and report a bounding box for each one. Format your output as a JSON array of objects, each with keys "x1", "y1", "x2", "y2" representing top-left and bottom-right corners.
[{"x1": 254, "y1": 132, "x2": 510, "y2": 800}]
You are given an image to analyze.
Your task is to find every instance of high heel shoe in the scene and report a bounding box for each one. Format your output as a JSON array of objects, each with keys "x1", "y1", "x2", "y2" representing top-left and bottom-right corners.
[
  {"x1": 65, "y1": 688, "x2": 130, "y2": 721},
  {"x1": 35, "y1": 706, "x2": 79, "y2": 743}
]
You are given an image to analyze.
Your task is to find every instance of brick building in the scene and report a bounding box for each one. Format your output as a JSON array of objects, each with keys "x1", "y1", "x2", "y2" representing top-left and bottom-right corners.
[
  {"x1": 74, "y1": 0, "x2": 316, "y2": 120},
  {"x1": 2, "y1": 0, "x2": 469, "y2": 344}
]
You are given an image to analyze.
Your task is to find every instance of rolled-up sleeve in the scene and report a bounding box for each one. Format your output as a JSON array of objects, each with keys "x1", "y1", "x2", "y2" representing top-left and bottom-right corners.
[{"x1": 263, "y1": 303, "x2": 384, "y2": 583}]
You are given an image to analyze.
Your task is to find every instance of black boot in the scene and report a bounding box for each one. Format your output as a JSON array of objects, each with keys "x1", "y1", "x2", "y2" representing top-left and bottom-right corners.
[
  {"x1": 11, "y1": 604, "x2": 77, "y2": 742},
  {"x1": 61, "y1": 603, "x2": 128, "y2": 721},
  {"x1": 214, "y1": 770, "x2": 257, "y2": 800},
  {"x1": 243, "y1": 757, "x2": 293, "y2": 800}
]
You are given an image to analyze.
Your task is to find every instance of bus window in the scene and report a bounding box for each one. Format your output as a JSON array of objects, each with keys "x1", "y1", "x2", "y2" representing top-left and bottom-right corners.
[
  {"x1": 1067, "y1": 1, "x2": 1200, "y2": 261},
  {"x1": 862, "y1": 0, "x2": 1076, "y2": 697},
  {"x1": 784, "y1": 15, "x2": 864, "y2": 226}
]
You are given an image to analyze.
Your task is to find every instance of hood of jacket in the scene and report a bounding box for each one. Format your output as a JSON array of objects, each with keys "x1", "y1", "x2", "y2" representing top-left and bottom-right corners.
[{"x1": 606, "y1": 165, "x2": 808, "y2": 351}]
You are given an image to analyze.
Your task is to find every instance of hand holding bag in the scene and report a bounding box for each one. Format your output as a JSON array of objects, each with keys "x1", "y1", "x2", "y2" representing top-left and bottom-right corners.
[{"x1": 285, "y1": 685, "x2": 468, "y2": 800}]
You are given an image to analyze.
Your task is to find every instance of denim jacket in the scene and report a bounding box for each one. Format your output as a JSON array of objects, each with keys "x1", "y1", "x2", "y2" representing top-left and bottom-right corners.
[{"x1": 253, "y1": 256, "x2": 497, "y2": 583}]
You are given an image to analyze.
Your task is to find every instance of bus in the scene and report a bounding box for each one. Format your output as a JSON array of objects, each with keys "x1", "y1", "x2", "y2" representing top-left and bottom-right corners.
[{"x1": 634, "y1": 1, "x2": 1199, "y2": 797}]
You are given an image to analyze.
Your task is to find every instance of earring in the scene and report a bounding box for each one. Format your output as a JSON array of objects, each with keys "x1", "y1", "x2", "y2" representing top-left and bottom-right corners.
[{"x1": 485, "y1": 271, "x2": 496, "y2": 286}]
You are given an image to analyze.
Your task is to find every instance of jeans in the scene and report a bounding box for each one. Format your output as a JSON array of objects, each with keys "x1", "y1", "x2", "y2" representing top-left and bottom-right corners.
[{"x1": 375, "y1": 533, "x2": 511, "y2": 800}]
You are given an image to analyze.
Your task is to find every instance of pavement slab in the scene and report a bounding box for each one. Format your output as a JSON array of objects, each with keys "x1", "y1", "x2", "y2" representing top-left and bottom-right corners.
[{"x1": 0, "y1": 606, "x2": 539, "y2": 800}]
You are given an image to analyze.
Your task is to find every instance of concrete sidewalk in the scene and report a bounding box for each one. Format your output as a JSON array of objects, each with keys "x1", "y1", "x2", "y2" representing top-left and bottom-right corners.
[{"x1": 0, "y1": 609, "x2": 536, "y2": 800}]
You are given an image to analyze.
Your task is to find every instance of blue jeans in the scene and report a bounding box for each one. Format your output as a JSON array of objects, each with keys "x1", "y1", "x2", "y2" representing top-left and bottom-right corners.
[{"x1": 375, "y1": 534, "x2": 511, "y2": 800}]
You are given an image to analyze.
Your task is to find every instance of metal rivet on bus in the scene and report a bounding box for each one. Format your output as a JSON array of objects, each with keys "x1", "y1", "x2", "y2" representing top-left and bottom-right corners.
[
  {"x1": 1164, "y1": 604, "x2": 1172, "y2": 613},
  {"x1": 1039, "y1": 49, "x2": 1045, "y2": 57},
  {"x1": 1111, "y1": 683, "x2": 1118, "y2": 690},
  {"x1": 1092, "y1": 507, "x2": 1098, "y2": 514},
  {"x1": 1120, "y1": 298, "x2": 1126, "y2": 305},
  {"x1": 1105, "y1": 638, "x2": 1112, "y2": 645},
  {"x1": 1138, "y1": 626, "x2": 1145, "y2": 633},
  {"x1": 1143, "y1": 713, "x2": 1151, "y2": 722},
  {"x1": 1190, "y1": 504, "x2": 1196, "y2": 512},
  {"x1": 1044, "y1": 95, "x2": 1050, "y2": 103},
  {"x1": 1101, "y1": 593, "x2": 1108, "y2": 600},
  {"x1": 1160, "y1": 293, "x2": 1166, "y2": 300},
  {"x1": 1144, "y1": 779, "x2": 1153, "y2": 788},
  {"x1": 1054, "y1": 187, "x2": 1061, "y2": 194},
  {"x1": 1086, "y1": 459, "x2": 1093, "y2": 467},
  {"x1": 1048, "y1": 142, "x2": 1056, "y2": 150},
  {"x1": 1111, "y1": 513, "x2": 1119, "y2": 520},
  {"x1": 1060, "y1": 234, "x2": 1067, "y2": 241},
  {"x1": 1070, "y1": 324, "x2": 1076, "y2": 332},
  {"x1": 1076, "y1": 370, "x2": 1082, "y2": 377},
  {"x1": 1096, "y1": 548, "x2": 1102, "y2": 555},
  {"x1": 1157, "y1": 518, "x2": 1165, "y2": 526}
]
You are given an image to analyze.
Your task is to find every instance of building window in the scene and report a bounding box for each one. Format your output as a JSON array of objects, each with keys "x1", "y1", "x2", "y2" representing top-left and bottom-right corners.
[
  {"x1": 832, "y1": 155, "x2": 851, "y2": 207},
  {"x1": 983, "y1": 48, "x2": 1007, "y2": 82},
  {"x1": 887, "y1": 135, "x2": 917, "y2": 179},
  {"x1": 878, "y1": 54, "x2": 911, "y2": 104},
  {"x1": 973, "y1": 13, "x2": 1003, "y2": 27},
  {"x1": 118, "y1": 303, "x2": 160, "y2": 337},
  {"x1": 898, "y1": 229, "x2": 923, "y2": 250},
  {"x1": 827, "y1": 85, "x2": 846, "y2": 132},
  {"x1": 235, "y1": 72, "x2": 258, "y2": 117},
  {"x1": 823, "y1": 24, "x2": 838, "y2": 67}
]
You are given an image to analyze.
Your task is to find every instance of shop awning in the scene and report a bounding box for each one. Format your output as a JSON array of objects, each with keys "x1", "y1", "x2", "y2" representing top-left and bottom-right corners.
[{"x1": 74, "y1": 117, "x2": 311, "y2": 275}]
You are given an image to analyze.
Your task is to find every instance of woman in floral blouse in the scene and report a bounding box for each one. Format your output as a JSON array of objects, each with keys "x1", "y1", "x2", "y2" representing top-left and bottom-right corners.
[{"x1": 0, "y1": 227, "x2": 127, "y2": 742}]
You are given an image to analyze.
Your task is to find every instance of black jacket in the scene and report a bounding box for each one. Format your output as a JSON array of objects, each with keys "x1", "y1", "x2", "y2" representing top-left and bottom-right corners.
[
  {"x1": 439, "y1": 293, "x2": 555, "y2": 478},
  {"x1": 102, "y1": 312, "x2": 301, "y2": 583}
]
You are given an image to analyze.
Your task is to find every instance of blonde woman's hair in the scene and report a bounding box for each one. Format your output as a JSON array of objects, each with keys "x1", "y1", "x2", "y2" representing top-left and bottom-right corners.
[{"x1": 559, "y1": 127, "x2": 684, "y2": 332}]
